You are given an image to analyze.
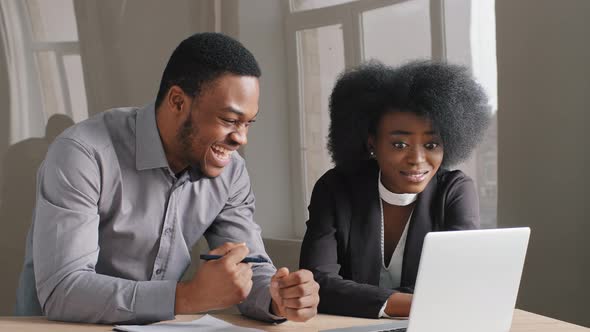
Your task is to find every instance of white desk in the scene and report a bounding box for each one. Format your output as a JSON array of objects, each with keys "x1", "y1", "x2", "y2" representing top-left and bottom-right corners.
[{"x1": 0, "y1": 309, "x2": 587, "y2": 331}]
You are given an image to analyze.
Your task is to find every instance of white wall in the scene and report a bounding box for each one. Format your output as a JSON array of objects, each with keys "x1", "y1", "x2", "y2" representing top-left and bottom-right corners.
[
  {"x1": 74, "y1": 0, "x2": 209, "y2": 115},
  {"x1": 496, "y1": 0, "x2": 589, "y2": 327},
  {"x1": 237, "y1": 1, "x2": 296, "y2": 239}
]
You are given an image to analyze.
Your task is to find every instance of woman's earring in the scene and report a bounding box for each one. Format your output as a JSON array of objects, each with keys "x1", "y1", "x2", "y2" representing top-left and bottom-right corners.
[{"x1": 369, "y1": 151, "x2": 376, "y2": 159}]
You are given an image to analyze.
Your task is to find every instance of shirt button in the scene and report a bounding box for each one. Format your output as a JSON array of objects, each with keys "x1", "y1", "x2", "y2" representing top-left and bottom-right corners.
[
  {"x1": 155, "y1": 269, "x2": 163, "y2": 275},
  {"x1": 164, "y1": 228, "x2": 172, "y2": 236}
]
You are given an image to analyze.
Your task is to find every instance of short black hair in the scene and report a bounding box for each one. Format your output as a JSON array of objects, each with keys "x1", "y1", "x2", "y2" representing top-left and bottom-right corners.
[
  {"x1": 328, "y1": 60, "x2": 491, "y2": 170},
  {"x1": 155, "y1": 32, "x2": 261, "y2": 109}
]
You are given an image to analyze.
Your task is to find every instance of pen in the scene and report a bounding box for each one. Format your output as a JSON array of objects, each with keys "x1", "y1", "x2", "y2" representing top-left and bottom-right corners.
[{"x1": 199, "y1": 254, "x2": 270, "y2": 263}]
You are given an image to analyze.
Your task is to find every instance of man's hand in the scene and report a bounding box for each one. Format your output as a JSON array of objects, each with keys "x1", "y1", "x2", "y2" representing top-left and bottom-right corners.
[
  {"x1": 175, "y1": 242, "x2": 253, "y2": 314},
  {"x1": 385, "y1": 292, "x2": 412, "y2": 317},
  {"x1": 269, "y1": 268, "x2": 319, "y2": 322}
]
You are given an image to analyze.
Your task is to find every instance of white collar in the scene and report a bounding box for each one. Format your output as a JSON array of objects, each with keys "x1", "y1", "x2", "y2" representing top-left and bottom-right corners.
[{"x1": 378, "y1": 172, "x2": 417, "y2": 206}]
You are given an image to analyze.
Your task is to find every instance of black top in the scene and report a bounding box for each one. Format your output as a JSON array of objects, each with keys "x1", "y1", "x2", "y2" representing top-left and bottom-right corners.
[{"x1": 299, "y1": 160, "x2": 480, "y2": 318}]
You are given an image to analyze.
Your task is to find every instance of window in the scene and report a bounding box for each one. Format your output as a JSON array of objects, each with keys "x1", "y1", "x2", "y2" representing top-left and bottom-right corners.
[
  {"x1": 0, "y1": 0, "x2": 88, "y2": 143},
  {"x1": 297, "y1": 24, "x2": 346, "y2": 206},
  {"x1": 285, "y1": 0, "x2": 498, "y2": 236},
  {"x1": 362, "y1": 0, "x2": 432, "y2": 64},
  {"x1": 291, "y1": 0, "x2": 358, "y2": 12}
]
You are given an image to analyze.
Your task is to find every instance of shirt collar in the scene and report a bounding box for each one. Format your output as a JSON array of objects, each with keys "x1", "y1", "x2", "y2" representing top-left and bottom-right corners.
[
  {"x1": 135, "y1": 103, "x2": 204, "y2": 182},
  {"x1": 135, "y1": 103, "x2": 170, "y2": 171}
]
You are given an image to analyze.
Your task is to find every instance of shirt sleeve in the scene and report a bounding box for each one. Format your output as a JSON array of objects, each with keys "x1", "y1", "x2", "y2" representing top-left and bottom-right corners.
[
  {"x1": 203, "y1": 158, "x2": 285, "y2": 323},
  {"x1": 33, "y1": 138, "x2": 177, "y2": 324},
  {"x1": 378, "y1": 302, "x2": 390, "y2": 318}
]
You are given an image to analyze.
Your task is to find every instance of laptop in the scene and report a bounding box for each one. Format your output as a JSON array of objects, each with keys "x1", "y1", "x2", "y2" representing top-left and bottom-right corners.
[{"x1": 322, "y1": 227, "x2": 531, "y2": 332}]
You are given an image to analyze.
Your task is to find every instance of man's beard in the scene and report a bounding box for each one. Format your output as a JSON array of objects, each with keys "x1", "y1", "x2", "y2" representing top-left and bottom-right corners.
[{"x1": 177, "y1": 115, "x2": 199, "y2": 169}]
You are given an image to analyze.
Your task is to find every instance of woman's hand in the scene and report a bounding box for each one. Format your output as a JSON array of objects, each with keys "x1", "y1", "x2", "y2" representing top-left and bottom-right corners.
[{"x1": 385, "y1": 292, "x2": 413, "y2": 317}]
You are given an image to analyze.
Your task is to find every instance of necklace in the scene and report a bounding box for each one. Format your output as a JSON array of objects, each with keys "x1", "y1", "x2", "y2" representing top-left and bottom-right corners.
[
  {"x1": 378, "y1": 172, "x2": 417, "y2": 206},
  {"x1": 378, "y1": 172, "x2": 416, "y2": 268}
]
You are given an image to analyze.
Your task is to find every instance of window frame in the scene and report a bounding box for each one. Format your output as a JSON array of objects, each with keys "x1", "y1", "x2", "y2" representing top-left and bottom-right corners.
[{"x1": 0, "y1": 0, "x2": 87, "y2": 142}]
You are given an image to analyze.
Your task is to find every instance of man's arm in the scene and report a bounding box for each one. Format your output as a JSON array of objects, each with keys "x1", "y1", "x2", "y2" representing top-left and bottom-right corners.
[
  {"x1": 202, "y1": 159, "x2": 284, "y2": 322},
  {"x1": 33, "y1": 138, "x2": 176, "y2": 324},
  {"x1": 269, "y1": 267, "x2": 320, "y2": 322},
  {"x1": 174, "y1": 242, "x2": 253, "y2": 314},
  {"x1": 197, "y1": 157, "x2": 318, "y2": 322}
]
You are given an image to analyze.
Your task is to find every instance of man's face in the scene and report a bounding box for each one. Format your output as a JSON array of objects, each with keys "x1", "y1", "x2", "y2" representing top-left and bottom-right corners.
[{"x1": 176, "y1": 74, "x2": 260, "y2": 178}]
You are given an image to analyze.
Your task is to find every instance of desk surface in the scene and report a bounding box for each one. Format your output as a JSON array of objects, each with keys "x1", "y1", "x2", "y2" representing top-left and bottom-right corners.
[{"x1": 0, "y1": 309, "x2": 587, "y2": 331}]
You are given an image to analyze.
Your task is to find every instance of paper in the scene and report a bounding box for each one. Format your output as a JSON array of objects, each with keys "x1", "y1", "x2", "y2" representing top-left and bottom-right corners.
[{"x1": 113, "y1": 314, "x2": 265, "y2": 332}]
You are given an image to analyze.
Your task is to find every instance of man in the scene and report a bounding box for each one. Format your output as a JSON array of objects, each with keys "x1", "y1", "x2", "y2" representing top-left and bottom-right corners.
[{"x1": 15, "y1": 33, "x2": 319, "y2": 324}]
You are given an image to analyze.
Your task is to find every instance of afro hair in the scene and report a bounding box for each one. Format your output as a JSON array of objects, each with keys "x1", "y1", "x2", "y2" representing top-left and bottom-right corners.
[{"x1": 328, "y1": 60, "x2": 491, "y2": 171}]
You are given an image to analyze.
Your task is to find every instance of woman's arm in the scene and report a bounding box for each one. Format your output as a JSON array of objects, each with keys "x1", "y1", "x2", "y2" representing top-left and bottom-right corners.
[{"x1": 299, "y1": 171, "x2": 395, "y2": 318}]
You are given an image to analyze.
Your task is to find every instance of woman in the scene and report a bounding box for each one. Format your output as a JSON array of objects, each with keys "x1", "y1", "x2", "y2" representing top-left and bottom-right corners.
[{"x1": 299, "y1": 61, "x2": 491, "y2": 318}]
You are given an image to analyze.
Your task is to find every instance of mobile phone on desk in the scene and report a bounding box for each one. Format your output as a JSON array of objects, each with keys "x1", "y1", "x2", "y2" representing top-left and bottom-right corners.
[{"x1": 199, "y1": 254, "x2": 270, "y2": 263}]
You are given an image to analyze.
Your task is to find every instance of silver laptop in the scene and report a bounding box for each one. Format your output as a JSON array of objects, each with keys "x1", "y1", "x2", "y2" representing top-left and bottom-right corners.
[{"x1": 322, "y1": 227, "x2": 531, "y2": 332}]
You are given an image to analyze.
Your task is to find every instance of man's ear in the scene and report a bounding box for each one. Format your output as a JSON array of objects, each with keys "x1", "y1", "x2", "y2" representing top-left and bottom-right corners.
[{"x1": 167, "y1": 86, "x2": 186, "y2": 112}]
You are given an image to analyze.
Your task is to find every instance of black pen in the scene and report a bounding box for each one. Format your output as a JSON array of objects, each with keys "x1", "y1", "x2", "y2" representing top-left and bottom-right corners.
[{"x1": 199, "y1": 254, "x2": 270, "y2": 263}]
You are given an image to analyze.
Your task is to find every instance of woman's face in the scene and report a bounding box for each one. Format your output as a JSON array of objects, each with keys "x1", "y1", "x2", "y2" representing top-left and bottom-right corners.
[{"x1": 368, "y1": 111, "x2": 444, "y2": 194}]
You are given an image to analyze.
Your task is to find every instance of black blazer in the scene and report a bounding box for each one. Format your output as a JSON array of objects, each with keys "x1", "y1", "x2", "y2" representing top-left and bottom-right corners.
[{"x1": 299, "y1": 160, "x2": 480, "y2": 318}]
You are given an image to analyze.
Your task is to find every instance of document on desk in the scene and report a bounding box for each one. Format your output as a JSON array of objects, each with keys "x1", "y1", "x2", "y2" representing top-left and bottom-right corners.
[{"x1": 113, "y1": 314, "x2": 264, "y2": 332}]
